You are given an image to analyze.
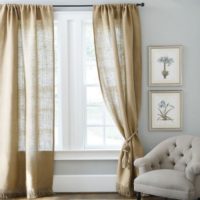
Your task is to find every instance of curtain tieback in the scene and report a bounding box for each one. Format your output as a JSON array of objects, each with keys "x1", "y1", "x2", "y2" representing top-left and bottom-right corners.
[{"x1": 121, "y1": 129, "x2": 138, "y2": 169}]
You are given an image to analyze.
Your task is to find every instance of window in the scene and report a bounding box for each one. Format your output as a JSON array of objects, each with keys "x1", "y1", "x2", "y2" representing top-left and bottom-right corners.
[{"x1": 54, "y1": 11, "x2": 123, "y2": 152}]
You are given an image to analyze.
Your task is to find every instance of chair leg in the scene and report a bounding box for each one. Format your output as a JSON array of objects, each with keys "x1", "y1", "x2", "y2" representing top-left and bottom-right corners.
[{"x1": 136, "y1": 192, "x2": 141, "y2": 200}]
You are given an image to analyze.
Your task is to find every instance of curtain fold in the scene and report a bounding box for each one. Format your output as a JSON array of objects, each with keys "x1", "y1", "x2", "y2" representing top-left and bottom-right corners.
[
  {"x1": 0, "y1": 4, "x2": 54, "y2": 199},
  {"x1": 93, "y1": 4, "x2": 143, "y2": 197}
]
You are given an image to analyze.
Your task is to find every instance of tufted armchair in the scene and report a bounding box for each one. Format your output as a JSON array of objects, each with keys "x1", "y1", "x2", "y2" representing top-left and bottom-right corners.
[{"x1": 134, "y1": 135, "x2": 200, "y2": 200}]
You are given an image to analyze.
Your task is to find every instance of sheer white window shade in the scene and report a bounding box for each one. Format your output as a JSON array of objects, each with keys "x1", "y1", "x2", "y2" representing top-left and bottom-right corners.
[{"x1": 54, "y1": 11, "x2": 123, "y2": 153}]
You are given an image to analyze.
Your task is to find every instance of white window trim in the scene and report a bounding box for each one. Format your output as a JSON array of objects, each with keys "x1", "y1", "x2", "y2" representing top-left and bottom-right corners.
[
  {"x1": 54, "y1": 150, "x2": 120, "y2": 160},
  {"x1": 53, "y1": 174, "x2": 116, "y2": 192}
]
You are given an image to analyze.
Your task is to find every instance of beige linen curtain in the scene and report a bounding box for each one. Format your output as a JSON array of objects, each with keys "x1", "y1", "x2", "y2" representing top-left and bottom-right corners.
[
  {"x1": 0, "y1": 5, "x2": 54, "y2": 199},
  {"x1": 93, "y1": 4, "x2": 143, "y2": 197}
]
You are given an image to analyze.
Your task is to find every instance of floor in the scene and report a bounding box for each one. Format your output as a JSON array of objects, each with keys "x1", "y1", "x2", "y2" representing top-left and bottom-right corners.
[{"x1": 18, "y1": 193, "x2": 168, "y2": 200}]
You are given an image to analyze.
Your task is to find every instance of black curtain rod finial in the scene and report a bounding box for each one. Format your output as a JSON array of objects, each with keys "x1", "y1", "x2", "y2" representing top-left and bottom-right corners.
[{"x1": 136, "y1": 3, "x2": 145, "y2": 7}]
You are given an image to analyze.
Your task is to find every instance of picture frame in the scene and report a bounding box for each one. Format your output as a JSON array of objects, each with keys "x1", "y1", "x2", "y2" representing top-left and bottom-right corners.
[
  {"x1": 149, "y1": 45, "x2": 183, "y2": 86},
  {"x1": 149, "y1": 90, "x2": 183, "y2": 131}
]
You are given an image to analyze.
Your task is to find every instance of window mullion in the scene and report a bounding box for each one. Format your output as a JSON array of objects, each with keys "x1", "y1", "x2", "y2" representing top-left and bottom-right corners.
[
  {"x1": 103, "y1": 106, "x2": 106, "y2": 147},
  {"x1": 70, "y1": 19, "x2": 85, "y2": 150},
  {"x1": 60, "y1": 18, "x2": 70, "y2": 150}
]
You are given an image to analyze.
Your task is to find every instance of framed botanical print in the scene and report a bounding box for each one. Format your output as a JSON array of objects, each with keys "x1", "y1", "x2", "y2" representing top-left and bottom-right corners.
[
  {"x1": 149, "y1": 90, "x2": 183, "y2": 131},
  {"x1": 149, "y1": 45, "x2": 183, "y2": 86}
]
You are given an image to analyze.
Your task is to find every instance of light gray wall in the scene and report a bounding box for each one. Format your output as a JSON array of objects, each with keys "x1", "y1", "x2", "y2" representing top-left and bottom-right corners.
[
  {"x1": 54, "y1": 160, "x2": 117, "y2": 175},
  {"x1": 139, "y1": 0, "x2": 200, "y2": 152},
  {"x1": 1, "y1": 0, "x2": 200, "y2": 175}
]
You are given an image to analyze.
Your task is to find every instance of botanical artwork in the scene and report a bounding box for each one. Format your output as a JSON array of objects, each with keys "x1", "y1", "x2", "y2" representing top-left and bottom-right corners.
[
  {"x1": 157, "y1": 57, "x2": 174, "y2": 79},
  {"x1": 157, "y1": 100, "x2": 174, "y2": 121},
  {"x1": 149, "y1": 91, "x2": 182, "y2": 131},
  {"x1": 149, "y1": 46, "x2": 182, "y2": 86}
]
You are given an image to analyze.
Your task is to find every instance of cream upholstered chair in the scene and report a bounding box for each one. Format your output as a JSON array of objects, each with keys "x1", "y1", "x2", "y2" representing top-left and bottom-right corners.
[{"x1": 134, "y1": 135, "x2": 200, "y2": 200}]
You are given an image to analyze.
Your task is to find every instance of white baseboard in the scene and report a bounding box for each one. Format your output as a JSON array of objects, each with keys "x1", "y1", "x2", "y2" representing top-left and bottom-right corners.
[{"x1": 53, "y1": 175, "x2": 117, "y2": 192}]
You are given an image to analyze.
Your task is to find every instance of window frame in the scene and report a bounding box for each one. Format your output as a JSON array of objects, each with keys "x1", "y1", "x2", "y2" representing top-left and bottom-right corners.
[{"x1": 54, "y1": 11, "x2": 121, "y2": 160}]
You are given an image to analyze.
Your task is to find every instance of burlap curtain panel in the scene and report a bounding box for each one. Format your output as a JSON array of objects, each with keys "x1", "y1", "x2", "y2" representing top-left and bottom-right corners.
[
  {"x1": 0, "y1": 5, "x2": 54, "y2": 199},
  {"x1": 93, "y1": 4, "x2": 144, "y2": 197}
]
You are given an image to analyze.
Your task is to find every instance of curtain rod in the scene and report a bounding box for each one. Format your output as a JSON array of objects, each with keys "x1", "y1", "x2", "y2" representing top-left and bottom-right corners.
[{"x1": 53, "y1": 3, "x2": 145, "y2": 8}]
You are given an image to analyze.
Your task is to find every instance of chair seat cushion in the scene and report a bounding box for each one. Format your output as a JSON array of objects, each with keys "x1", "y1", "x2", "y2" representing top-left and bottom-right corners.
[{"x1": 134, "y1": 169, "x2": 195, "y2": 200}]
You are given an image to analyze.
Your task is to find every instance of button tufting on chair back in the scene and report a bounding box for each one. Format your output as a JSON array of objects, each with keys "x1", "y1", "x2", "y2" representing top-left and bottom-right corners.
[{"x1": 145, "y1": 135, "x2": 198, "y2": 172}]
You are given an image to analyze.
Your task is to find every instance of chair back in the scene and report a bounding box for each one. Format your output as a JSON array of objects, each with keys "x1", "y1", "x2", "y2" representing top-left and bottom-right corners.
[{"x1": 145, "y1": 135, "x2": 200, "y2": 172}]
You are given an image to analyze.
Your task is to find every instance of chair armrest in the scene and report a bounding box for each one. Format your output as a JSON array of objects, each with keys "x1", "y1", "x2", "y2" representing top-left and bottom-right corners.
[
  {"x1": 134, "y1": 157, "x2": 150, "y2": 167},
  {"x1": 186, "y1": 161, "x2": 200, "y2": 182},
  {"x1": 134, "y1": 157, "x2": 151, "y2": 174}
]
